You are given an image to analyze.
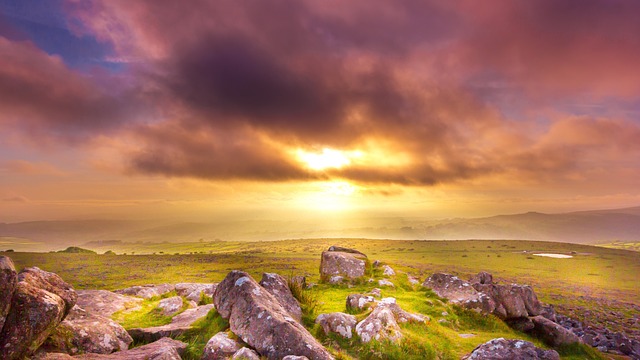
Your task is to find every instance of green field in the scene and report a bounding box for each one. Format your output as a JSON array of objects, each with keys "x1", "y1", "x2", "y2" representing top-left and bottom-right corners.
[{"x1": 4, "y1": 239, "x2": 638, "y2": 359}]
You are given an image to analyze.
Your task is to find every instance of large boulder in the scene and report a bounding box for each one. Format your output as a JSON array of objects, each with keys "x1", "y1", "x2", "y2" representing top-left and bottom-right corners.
[
  {"x1": 174, "y1": 283, "x2": 216, "y2": 303},
  {"x1": 315, "y1": 313, "x2": 357, "y2": 339},
  {"x1": 18, "y1": 267, "x2": 77, "y2": 317},
  {"x1": 0, "y1": 256, "x2": 17, "y2": 330},
  {"x1": 491, "y1": 285, "x2": 528, "y2": 319},
  {"x1": 530, "y1": 316, "x2": 581, "y2": 347},
  {"x1": 43, "y1": 305, "x2": 132, "y2": 355},
  {"x1": 259, "y1": 273, "x2": 302, "y2": 322},
  {"x1": 115, "y1": 284, "x2": 174, "y2": 299},
  {"x1": 462, "y1": 338, "x2": 559, "y2": 360},
  {"x1": 512, "y1": 285, "x2": 543, "y2": 316},
  {"x1": 76, "y1": 290, "x2": 142, "y2": 318},
  {"x1": 202, "y1": 331, "x2": 243, "y2": 360},
  {"x1": 320, "y1": 247, "x2": 367, "y2": 282},
  {"x1": 0, "y1": 281, "x2": 67, "y2": 360},
  {"x1": 214, "y1": 271, "x2": 333, "y2": 360},
  {"x1": 128, "y1": 304, "x2": 214, "y2": 342}
]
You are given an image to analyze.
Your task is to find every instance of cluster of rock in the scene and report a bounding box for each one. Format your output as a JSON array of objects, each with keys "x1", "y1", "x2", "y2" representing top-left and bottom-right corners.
[
  {"x1": 462, "y1": 338, "x2": 560, "y2": 360},
  {"x1": 0, "y1": 255, "x2": 217, "y2": 360},
  {"x1": 545, "y1": 305, "x2": 640, "y2": 358},
  {"x1": 422, "y1": 271, "x2": 581, "y2": 348}
]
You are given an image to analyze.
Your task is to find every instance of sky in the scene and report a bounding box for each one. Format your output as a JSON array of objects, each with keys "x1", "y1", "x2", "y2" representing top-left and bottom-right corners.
[{"x1": 1, "y1": 0, "x2": 640, "y2": 224}]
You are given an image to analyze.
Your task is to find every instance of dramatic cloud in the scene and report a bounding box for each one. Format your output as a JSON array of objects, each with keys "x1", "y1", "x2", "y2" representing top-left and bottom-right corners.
[{"x1": 2, "y1": 0, "x2": 640, "y2": 190}]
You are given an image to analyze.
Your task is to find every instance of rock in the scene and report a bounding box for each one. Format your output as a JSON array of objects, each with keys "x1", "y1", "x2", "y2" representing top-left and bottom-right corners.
[
  {"x1": 372, "y1": 260, "x2": 381, "y2": 267},
  {"x1": 355, "y1": 298, "x2": 426, "y2": 344},
  {"x1": 368, "y1": 288, "x2": 382, "y2": 297},
  {"x1": 76, "y1": 290, "x2": 142, "y2": 318},
  {"x1": 70, "y1": 337, "x2": 186, "y2": 359},
  {"x1": 18, "y1": 267, "x2": 77, "y2": 317},
  {"x1": 328, "y1": 275, "x2": 344, "y2": 284},
  {"x1": 407, "y1": 276, "x2": 420, "y2": 286},
  {"x1": 506, "y1": 317, "x2": 535, "y2": 333},
  {"x1": 512, "y1": 285, "x2": 543, "y2": 316},
  {"x1": 0, "y1": 281, "x2": 66, "y2": 359},
  {"x1": 531, "y1": 316, "x2": 581, "y2": 347},
  {"x1": 202, "y1": 331, "x2": 243, "y2": 360},
  {"x1": 174, "y1": 283, "x2": 216, "y2": 303},
  {"x1": 157, "y1": 296, "x2": 183, "y2": 316},
  {"x1": 43, "y1": 305, "x2": 132, "y2": 355},
  {"x1": 540, "y1": 305, "x2": 557, "y2": 322},
  {"x1": 282, "y1": 356, "x2": 309, "y2": 360},
  {"x1": 115, "y1": 284, "x2": 174, "y2": 299},
  {"x1": 356, "y1": 305, "x2": 401, "y2": 343},
  {"x1": 469, "y1": 272, "x2": 493, "y2": 285},
  {"x1": 128, "y1": 304, "x2": 214, "y2": 342},
  {"x1": 462, "y1": 338, "x2": 560, "y2": 360},
  {"x1": 0, "y1": 256, "x2": 17, "y2": 330},
  {"x1": 382, "y1": 265, "x2": 395, "y2": 276},
  {"x1": 315, "y1": 313, "x2": 357, "y2": 339},
  {"x1": 320, "y1": 248, "x2": 367, "y2": 282},
  {"x1": 327, "y1": 246, "x2": 367, "y2": 257},
  {"x1": 491, "y1": 285, "x2": 528, "y2": 319},
  {"x1": 378, "y1": 279, "x2": 394, "y2": 287},
  {"x1": 423, "y1": 273, "x2": 479, "y2": 303},
  {"x1": 213, "y1": 271, "x2": 332, "y2": 360},
  {"x1": 232, "y1": 347, "x2": 261, "y2": 360},
  {"x1": 259, "y1": 273, "x2": 302, "y2": 322},
  {"x1": 346, "y1": 294, "x2": 375, "y2": 311}
]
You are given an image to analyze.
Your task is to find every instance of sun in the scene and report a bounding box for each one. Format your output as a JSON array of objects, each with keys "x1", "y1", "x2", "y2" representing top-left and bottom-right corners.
[{"x1": 296, "y1": 148, "x2": 352, "y2": 171}]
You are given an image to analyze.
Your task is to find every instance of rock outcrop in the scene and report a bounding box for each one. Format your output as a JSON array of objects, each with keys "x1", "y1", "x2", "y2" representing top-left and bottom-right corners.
[
  {"x1": 75, "y1": 290, "x2": 142, "y2": 318},
  {"x1": 0, "y1": 255, "x2": 17, "y2": 330},
  {"x1": 115, "y1": 284, "x2": 174, "y2": 299},
  {"x1": 202, "y1": 331, "x2": 243, "y2": 360},
  {"x1": 315, "y1": 313, "x2": 357, "y2": 339},
  {"x1": 214, "y1": 271, "x2": 333, "y2": 360},
  {"x1": 462, "y1": 338, "x2": 560, "y2": 360},
  {"x1": 43, "y1": 305, "x2": 132, "y2": 355},
  {"x1": 320, "y1": 246, "x2": 367, "y2": 282},
  {"x1": 0, "y1": 265, "x2": 77, "y2": 360},
  {"x1": 259, "y1": 273, "x2": 302, "y2": 322},
  {"x1": 128, "y1": 304, "x2": 214, "y2": 342}
]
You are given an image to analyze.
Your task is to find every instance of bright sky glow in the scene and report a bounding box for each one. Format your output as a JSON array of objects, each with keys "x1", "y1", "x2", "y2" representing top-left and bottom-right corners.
[{"x1": 297, "y1": 148, "x2": 353, "y2": 171}]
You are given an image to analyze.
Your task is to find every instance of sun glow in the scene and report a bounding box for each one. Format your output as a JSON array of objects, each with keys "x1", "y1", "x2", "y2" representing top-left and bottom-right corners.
[{"x1": 296, "y1": 148, "x2": 354, "y2": 170}]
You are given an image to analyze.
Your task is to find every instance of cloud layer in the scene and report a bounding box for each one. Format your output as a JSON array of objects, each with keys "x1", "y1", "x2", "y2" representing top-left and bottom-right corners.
[{"x1": 2, "y1": 0, "x2": 640, "y2": 190}]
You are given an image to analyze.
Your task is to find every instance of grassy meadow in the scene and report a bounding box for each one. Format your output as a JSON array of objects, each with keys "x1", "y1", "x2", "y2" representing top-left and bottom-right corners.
[{"x1": 3, "y1": 239, "x2": 639, "y2": 359}]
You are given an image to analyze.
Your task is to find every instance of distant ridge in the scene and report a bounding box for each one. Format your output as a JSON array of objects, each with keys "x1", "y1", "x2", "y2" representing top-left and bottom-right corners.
[{"x1": 1, "y1": 206, "x2": 639, "y2": 251}]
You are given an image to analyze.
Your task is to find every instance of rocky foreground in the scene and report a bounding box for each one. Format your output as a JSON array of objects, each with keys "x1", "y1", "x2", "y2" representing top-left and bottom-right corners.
[{"x1": 1, "y1": 247, "x2": 639, "y2": 359}]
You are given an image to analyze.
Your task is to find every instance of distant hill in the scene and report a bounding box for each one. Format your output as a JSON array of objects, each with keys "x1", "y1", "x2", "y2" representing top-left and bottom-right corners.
[
  {"x1": 1, "y1": 206, "x2": 639, "y2": 251},
  {"x1": 57, "y1": 246, "x2": 96, "y2": 254}
]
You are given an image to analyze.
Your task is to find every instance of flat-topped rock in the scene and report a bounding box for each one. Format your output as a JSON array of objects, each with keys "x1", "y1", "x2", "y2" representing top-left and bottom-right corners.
[
  {"x1": 462, "y1": 338, "x2": 559, "y2": 360},
  {"x1": 320, "y1": 247, "x2": 367, "y2": 282},
  {"x1": 38, "y1": 337, "x2": 187, "y2": 360},
  {"x1": 115, "y1": 284, "x2": 174, "y2": 299},
  {"x1": 43, "y1": 305, "x2": 132, "y2": 355},
  {"x1": 327, "y1": 246, "x2": 367, "y2": 257},
  {"x1": 76, "y1": 290, "x2": 142, "y2": 318},
  {"x1": 214, "y1": 270, "x2": 333, "y2": 360},
  {"x1": 174, "y1": 282, "x2": 216, "y2": 303},
  {"x1": 128, "y1": 304, "x2": 214, "y2": 342}
]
